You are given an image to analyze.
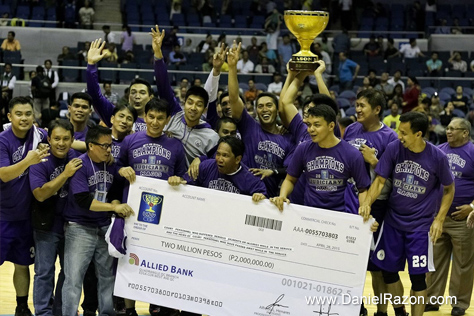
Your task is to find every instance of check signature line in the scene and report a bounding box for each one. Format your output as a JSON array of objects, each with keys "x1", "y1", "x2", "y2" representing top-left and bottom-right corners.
[
  {"x1": 131, "y1": 232, "x2": 357, "y2": 275},
  {"x1": 313, "y1": 303, "x2": 339, "y2": 316},
  {"x1": 265, "y1": 294, "x2": 288, "y2": 314}
]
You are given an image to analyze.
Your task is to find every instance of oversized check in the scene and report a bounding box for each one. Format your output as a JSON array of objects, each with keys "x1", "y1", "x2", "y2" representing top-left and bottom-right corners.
[{"x1": 115, "y1": 176, "x2": 374, "y2": 316}]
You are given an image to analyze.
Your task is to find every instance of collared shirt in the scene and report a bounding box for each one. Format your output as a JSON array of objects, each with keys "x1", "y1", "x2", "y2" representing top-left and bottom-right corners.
[{"x1": 1, "y1": 39, "x2": 21, "y2": 51}]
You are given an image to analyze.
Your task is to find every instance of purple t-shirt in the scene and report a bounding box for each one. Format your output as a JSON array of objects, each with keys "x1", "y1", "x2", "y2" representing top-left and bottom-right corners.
[
  {"x1": 118, "y1": 131, "x2": 186, "y2": 179},
  {"x1": 343, "y1": 122, "x2": 399, "y2": 212},
  {"x1": 0, "y1": 127, "x2": 48, "y2": 221},
  {"x1": 183, "y1": 159, "x2": 267, "y2": 197},
  {"x1": 86, "y1": 64, "x2": 146, "y2": 132},
  {"x1": 287, "y1": 139, "x2": 371, "y2": 212},
  {"x1": 29, "y1": 149, "x2": 77, "y2": 234},
  {"x1": 65, "y1": 153, "x2": 121, "y2": 227},
  {"x1": 375, "y1": 141, "x2": 454, "y2": 231},
  {"x1": 237, "y1": 110, "x2": 295, "y2": 197},
  {"x1": 287, "y1": 114, "x2": 341, "y2": 205},
  {"x1": 72, "y1": 125, "x2": 88, "y2": 156},
  {"x1": 438, "y1": 141, "x2": 474, "y2": 216}
]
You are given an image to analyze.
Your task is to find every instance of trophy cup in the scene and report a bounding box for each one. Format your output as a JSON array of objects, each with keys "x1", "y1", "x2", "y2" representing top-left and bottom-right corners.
[
  {"x1": 284, "y1": 10, "x2": 329, "y2": 71},
  {"x1": 143, "y1": 194, "x2": 161, "y2": 213}
]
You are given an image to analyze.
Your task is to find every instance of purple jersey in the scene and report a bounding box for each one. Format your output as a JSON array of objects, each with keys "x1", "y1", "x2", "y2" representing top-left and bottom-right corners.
[
  {"x1": 86, "y1": 64, "x2": 146, "y2": 132},
  {"x1": 65, "y1": 153, "x2": 120, "y2": 227},
  {"x1": 343, "y1": 122, "x2": 399, "y2": 212},
  {"x1": 287, "y1": 140, "x2": 370, "y2": 212},
  {"x1": 29, "y1": 149, "x2": 77, "y2": 234},
  {"x1": 111, "y1": 137, "x2": 123, "y2": 159},
  {"x1": 118, "y1": 131, "x2": 186, "y2": 179},
  {"x1": 183, "y1": 159, "x2": 267, "y2": 196},
  {"x1": 72, "y1": 125, "x2": 88, "y2": 156},
  {"x1": 0, "y1": 127, "x2": 47, "y2": 221},
  {"x1": 237, "y1": 110, "x2": 295, "y2": 197},
  {"x1": 375, "y1": 141, "x2": 454, "y2": 231},
  {"x1": 438, "y1": 141, "x2": 474, "y2": 215}
]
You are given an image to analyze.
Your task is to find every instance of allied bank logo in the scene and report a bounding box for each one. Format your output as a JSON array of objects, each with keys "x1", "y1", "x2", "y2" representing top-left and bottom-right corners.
[
  {"x1": 406, "y1": 175, "x2": 414, "y2": 184},
  {"x1": 129, "y1": 253, "x2": 139, "y2": 266},
  {"x1": 137, "y1": 192, "x2": 163, "y2": 225}
]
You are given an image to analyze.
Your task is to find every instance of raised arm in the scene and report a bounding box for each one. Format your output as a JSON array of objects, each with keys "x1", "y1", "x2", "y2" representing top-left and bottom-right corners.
[
  {"x1": 227, "y1": 41, "x2": 245, "y2": 120},
  {"x1": 86, "y1": 38, "x2": 115, "y2": 127},
  {"x1": 204, "y1": 44, "x2": 228, "y2": 127},
  {"x1": 150, "y1": 25, "x2": 182, "y2": 116}
]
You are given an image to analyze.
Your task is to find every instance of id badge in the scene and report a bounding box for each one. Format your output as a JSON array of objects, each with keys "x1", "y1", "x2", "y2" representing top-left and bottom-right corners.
[
  {"x1": 94, "y1": 183, "x2": 107, "y2": 202},
  {"x1": 94, "y1": 190, "x2": 108, "y2": 203}
]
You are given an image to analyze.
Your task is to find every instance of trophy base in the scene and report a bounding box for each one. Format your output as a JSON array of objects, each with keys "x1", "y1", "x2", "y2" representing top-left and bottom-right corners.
[{"x1": 289, "y1": 60, "x2": 320, "y2": 72}]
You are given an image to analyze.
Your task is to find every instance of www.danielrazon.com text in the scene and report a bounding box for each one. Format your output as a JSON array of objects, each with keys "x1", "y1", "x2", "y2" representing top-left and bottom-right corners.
[{"x1": 306, "y1": 294, "x2": 457, "y2": 306}]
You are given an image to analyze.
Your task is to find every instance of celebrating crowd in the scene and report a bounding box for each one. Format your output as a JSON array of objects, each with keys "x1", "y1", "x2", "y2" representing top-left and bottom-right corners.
[{"x1": 1, "y1": 24, "x2": 474, "y2": 316}]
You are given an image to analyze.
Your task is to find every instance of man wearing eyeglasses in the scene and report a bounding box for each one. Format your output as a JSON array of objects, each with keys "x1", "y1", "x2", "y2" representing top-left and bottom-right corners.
[
  {"x1": 426, "y1": 118, "x2": 474, "y2": 316},
  {"x1": 62, "y1": 125, "x2": 134, "y2": 316}
]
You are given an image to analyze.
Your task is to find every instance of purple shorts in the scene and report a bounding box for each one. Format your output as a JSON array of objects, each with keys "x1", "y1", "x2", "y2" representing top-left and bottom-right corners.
[
  {"x1": 0, "y1": 220, "x2": 34, "y2": 266},
  {"x1": 372, "y1": 221, "x2": 434, "y2": 274},
  {"x1": 367, "y1": 199, "x2": 388, "y2": 272}
]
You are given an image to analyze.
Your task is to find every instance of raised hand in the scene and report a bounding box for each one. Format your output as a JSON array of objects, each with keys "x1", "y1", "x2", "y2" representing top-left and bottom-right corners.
[
  {"x1": 314, "y1": 60, "x2": 326, "y2": 76},
  {"x1": 227, "y1": 40, "x2": 242, "y2": 68},
  {"x1": 87, "y1": 39, "x2": 108, "y2": 65},
  {"x1": 212, "y1": 42, "x2": 229, "y2": 74},
  {"x1": 149, "y1": 24, "x2": 165, "y2": 58}
]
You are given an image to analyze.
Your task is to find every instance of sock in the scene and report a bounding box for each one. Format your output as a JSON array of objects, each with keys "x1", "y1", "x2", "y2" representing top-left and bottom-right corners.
[
  {"x1": 394, "y1": 306, "x2": 405, "y2": 315},
  {"x1": 16, "y1": 296, "x2": 28, "y2": 306}
]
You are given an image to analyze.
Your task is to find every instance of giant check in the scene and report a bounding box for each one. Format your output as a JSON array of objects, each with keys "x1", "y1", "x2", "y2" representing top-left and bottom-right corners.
[{"x1": 115, "y1": 176, "x2": 373, "y2": 316}]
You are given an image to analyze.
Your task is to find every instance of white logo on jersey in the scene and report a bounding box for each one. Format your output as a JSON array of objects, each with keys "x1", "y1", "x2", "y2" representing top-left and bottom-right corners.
[
  {"x1": 377, "y1": 249, "x2": 385, "y2": 261},
  {"x1": 194, "y1": 139, "x2": 202, "y2": 147}
]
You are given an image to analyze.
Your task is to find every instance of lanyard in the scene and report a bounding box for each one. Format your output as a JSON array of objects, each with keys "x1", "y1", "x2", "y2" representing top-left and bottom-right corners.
[{"x1": 89, "y1": 157, "x2": 107, "y2": 191}]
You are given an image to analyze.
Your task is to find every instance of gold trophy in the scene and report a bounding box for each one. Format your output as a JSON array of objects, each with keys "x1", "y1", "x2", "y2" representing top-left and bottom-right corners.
[
  {"x1": 143, "y1": 194, "x2": 161, "y2": 213},
  {"x1": 284, "y1": 10, "x2": 329, "y2": 71}
]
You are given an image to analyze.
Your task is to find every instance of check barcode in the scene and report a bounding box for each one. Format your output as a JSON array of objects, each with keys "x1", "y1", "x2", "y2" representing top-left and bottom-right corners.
[{"x1": 245, "y1": 215, "x2": 282, "y2": 231}]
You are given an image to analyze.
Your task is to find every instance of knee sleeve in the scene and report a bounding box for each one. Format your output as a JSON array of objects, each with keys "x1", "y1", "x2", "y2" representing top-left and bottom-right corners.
[
  {"x1": 382, "y1": 270, "x2": 400, "y2": 284},
  {"x1": 409, "y1": 273, "x2": 426, "y2": 291}
]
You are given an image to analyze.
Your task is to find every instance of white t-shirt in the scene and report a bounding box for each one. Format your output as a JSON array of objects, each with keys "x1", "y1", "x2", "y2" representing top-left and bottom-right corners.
[
  {"x1": 237, "y1": 60, "x2": 255, "y2": 74},
  {"x1": 267, "y1": 82, "x2": 283, "y2": 94},
  {"x1": 399, "y1": 44, "x2": 420, "y2": 59}
]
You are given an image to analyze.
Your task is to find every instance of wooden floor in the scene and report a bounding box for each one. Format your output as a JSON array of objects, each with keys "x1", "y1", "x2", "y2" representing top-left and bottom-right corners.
[{"x1": 0, "y1": 261, "x2": 471, "y2": 315}]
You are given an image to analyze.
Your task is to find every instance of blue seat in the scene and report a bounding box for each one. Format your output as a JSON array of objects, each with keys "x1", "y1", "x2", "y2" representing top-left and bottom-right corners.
[
  {"x1": 452, "y1": 109, "x2": 465, "y2": 118},
  {"x1": 137, "y1": 64, "x2": 155, "y2": 84},
  {"x1": 345, "y1": 107, "x2": 356, "y2": 117},
  {"x1": 440, "y1": 87, "x2": 455, "y2": 96},
  {"x1": 15, "y1": 5, "x2": 30, "y2": 19},
  {"x1": 439, "y1": 91, "x2": 452, "y2": 102},
  {"x1": 338, "y1": 90, "x2": 357, "y2": 105},
  {"x1": 62, "y1": 60, "x2": 80, "y2": 82},
  {"x1": 238, "y1": 82, "x2": 249, "y2": 91},
  {"x1": 337, "y1": 98, "x2": 351, "y2": 110},
  {"x1": 421, "y1": 87, "x2": 436, "y2": 97},
  {"x1": 255, "y1": 83, "x2": 267, "y2": 92},
  {"x1": 99, "y1": 62, "x2": 118, "y2": 83},
  {"x1": 3, "y1": 51, "x2": 21, "y2": 64},
  {"x1": 119, "y1": 63, "x2": 138, "y2": 84}
]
